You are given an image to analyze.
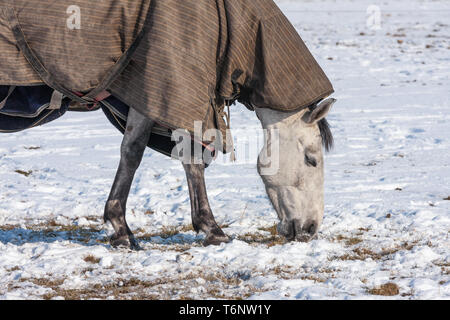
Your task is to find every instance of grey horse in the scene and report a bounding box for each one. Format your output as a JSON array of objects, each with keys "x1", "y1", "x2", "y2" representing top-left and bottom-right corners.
[{"x1": 104, "y1": 98, "x2": 335, "y2": 249}]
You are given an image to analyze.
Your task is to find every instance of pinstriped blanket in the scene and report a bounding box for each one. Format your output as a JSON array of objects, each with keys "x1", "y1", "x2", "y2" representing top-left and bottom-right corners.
[{"x1": 0, "y1": 0, "x2": 333, "y2": 153}]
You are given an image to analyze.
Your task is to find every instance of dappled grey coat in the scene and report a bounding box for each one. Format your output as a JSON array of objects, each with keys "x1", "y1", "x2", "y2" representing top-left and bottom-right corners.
[{"x1": 0, "y1": 0, "x2": 334, "y2": 152}]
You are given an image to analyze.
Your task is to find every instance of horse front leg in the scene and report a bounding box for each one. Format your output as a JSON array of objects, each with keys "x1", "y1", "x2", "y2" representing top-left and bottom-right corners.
[
  {"x1": 182, "y1": 160, "x2": 230, "y2": 246},
  {"x1": 104, "y1": 108, "x2": 154, "y2": 250}
]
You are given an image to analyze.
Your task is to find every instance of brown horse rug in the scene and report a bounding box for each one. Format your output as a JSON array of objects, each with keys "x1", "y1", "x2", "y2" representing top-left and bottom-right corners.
[{"x1": 0, "y1": 0, "x2": 334, "y2": 157}]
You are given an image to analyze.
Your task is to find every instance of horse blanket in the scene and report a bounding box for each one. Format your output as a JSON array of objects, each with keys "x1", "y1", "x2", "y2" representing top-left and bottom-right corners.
[{"x1": 0, "y1": 0, "x2": 334, "y2": 156}]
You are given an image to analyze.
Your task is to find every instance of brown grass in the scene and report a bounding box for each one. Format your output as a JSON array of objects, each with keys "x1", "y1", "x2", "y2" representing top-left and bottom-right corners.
[
  {"x1": 0, "y1": 224, "x2": 17, "y2": 231},
  {"x1": 0, "y1": 221, "x2": 105, "y2": 245},
  {"x1": 258, "y1": 224, "x2": 278, "y2": 236},
  {"x1": 433, "y1": 261, "x2": 450, "y2": 275},
  {"x1": 335, "y1": 234, "x2": 363, "y2": 246},
  {"x1": 334, "y1": 241, "x2": 418, "y2": 261},
  {"x1": 15, "y1": 170, "x2": 32, "y2": 177},
  {"x1": 391, "y1": 33, "x2": 406, "y2": 37},
  {"x1": 24, "y1": 278, "x2": 65, "y2": 287},
  {"x1": 137, "y1": 224, "x2": 195, "y2": 241},
  {"x1": 6, "y1": 266, "x2": 21, "y2": 272},
  {"x1": 228, "y1": 224, "x2": 285, "y2": 247},
  {"x1": 237, "y1": 232, "x2": 285, "y2": 248},
  {"x1": 83, "y1": 255, "x2": 101, "y2": 264},
  {"x1": 85, "y1": 216, "x2": 100, "y2": 222},
  {"x1": 367, "y1": 283, "x2": 400, "y2": 296},
  {"x1": 268, "y1": 265, "x2": 338, "y2": 283},
  {"x1": 28, "y1": 270, "x2": 269, "y2": 300}
]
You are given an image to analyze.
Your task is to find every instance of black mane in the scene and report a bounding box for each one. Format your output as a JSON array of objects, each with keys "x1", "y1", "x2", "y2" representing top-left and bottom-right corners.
[
  {"x1": 308, "y1": 101, "x2": 334, "y2": 152},
  {"x1": 318, "y1": 118, "x2": 334, "y2": 152}
]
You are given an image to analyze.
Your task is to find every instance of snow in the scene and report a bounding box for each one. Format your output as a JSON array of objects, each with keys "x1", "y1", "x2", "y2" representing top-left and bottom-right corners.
[{"x1": 0, "y1": 0, "x2": 449, "y2": 300}]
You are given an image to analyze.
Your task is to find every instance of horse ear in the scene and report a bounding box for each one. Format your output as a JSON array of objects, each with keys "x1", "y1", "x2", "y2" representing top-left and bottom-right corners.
[{"x1": 302, "y1": 98, "x2": 336, "y2": 124}]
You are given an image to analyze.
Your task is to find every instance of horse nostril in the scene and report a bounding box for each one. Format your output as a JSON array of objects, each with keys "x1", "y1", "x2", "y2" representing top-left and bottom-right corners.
[{"x1": 307, "y1": 223, "x2": 316, "y2": 235}]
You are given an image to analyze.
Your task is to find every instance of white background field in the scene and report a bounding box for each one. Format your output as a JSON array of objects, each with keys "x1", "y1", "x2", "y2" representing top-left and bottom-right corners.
[{"x1": 0, "y1": 0, "x2": 448, "y2": 299}]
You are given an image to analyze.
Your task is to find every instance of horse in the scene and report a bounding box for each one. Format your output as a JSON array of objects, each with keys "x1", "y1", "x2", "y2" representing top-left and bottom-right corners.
[
  {"x1": 0, "y1": 0, "x2": 336, "y2": 250},
  {"x1": 104, "y1": 98, "x2": 335, "y2": 249}
]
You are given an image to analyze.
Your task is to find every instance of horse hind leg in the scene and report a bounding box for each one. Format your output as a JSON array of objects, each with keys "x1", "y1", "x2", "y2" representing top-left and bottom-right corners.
[
  {"x1": 182, "y1": 160, "x2": 230, "y2": 246},
  {"x1": 104, "y1": 107, "x2": 154, "y2": 250}
]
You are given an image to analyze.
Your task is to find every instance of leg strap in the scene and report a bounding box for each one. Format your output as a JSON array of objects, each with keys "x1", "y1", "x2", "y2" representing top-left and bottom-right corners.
[{"x1": 0, "y1": 86, "x2": 16, "y2": 110}]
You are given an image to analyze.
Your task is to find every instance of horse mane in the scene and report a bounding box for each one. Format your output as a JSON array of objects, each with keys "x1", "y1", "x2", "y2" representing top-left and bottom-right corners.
[
  {"x1": 308, "y1": 102, "x2": 334, "y2": 152},
  {"x1": 318, "y1": 118, "x2": 334, "y2": 152}
]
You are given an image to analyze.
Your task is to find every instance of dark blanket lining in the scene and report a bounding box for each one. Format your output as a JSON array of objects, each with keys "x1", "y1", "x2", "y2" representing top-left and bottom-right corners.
[
  {"x1": 0, "y1": 85, "x2": 70, "y2": 132},
  {"x1": 0, "y1": 85, "x2": 214, "y2": 166}
]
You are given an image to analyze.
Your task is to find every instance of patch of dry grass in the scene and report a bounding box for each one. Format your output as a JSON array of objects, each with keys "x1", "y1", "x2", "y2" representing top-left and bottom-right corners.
[
  {"x1": 234, "y1": 224, "x2": 285, "y2": 247},
  {"x1": 333, "y1": 241, "x2": 418, "y2": 261},
  {"x1": 22, "y1": 270, "x2": 270, "y2": 300},
  {"x1": 5, "y1": 266, "x2": 21, "y2": 272},
  {"x1": 137, "y1": 224, "x2": 196, "y2": 241},
  {"x1": 367, "y1": 283, "x2": 400, "y2": 296},
  {"x1": 335, "y1": 234, "x2": 363, "y2": 246},
  {"x1": 15, "y1": 169, "x2": 33, "y2": 177},
  {"x1": 83, "y1": 255, "x2": 101, "y2": 264},
  {"x1": 237, "y1": 232, "x2": 285, "y2": 248},
  {"x1": 0, "y1": 221, "x2": 105, "y2": 245},
  {"x1": 258, "y1": 224, "x2": 278, "y2": 236},
  {"x1": 433, "y1": 260, "x2": 450, "y2": 275},
  {"x1": 1, "y1": 219, "x2": 101, "y2": 233},
  {"x1": 0, "y1": 225, "x2": 17, "y2": 231},
  {"x1": 268, "y1": 265, "x2": 338, "y2": 283}
]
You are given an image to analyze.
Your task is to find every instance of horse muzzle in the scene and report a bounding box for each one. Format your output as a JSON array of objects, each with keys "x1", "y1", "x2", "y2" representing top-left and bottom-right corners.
[{"x1": 277, "y1": 219, "x2": 318, "y2": 242}]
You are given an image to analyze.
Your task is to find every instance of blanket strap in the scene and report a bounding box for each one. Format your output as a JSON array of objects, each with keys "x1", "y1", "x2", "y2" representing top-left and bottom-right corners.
[
  {"x1": 4, "y1": 6, "x2": 148, "y2": 109},
  {"x1": 48, "y1": 90, "x2": 64, "y2": 110},
  {"x1": 211, "y1": 99, "x2": 236, "y2": 162},
  {"x1": 0, "y1": 86, "x2": 16, "y2": 110}
]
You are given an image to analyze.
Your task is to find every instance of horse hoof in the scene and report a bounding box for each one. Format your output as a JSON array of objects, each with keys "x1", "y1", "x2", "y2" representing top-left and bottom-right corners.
[
  {"x1": 203, "y1": 234, "x2": 231, "y2": 246},
  {"x1": 128, "y1": 238, "x2": 142, "y2": 251},
  {"x1": 110, "y1": 236, "x2": 141, "y2": 251}
]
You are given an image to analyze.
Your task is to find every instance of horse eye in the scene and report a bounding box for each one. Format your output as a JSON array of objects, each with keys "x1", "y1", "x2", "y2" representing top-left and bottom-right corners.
[{"x1": 304, "y1": 154, "x2": 317, "y2": 167}]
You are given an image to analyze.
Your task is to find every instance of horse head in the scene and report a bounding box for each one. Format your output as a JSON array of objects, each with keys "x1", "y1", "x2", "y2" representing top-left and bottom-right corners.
[{"x1": 255, "y1": 98, "x2": 336, "y2": 242}]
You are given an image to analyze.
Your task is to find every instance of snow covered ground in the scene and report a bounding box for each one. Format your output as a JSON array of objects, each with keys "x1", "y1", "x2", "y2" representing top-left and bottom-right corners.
[{"x1": 0, "y1": 0, "x2": 449, "y2": 300}]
